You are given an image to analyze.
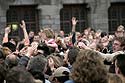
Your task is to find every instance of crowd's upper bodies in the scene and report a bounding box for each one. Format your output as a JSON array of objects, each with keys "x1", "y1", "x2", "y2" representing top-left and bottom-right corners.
[{"x1": 0, "y1": 18, "x2": 125, "y2": 83}]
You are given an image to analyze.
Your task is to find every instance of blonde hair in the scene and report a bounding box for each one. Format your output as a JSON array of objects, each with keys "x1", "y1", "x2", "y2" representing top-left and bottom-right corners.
[
  {"x1": 43, "y1": 28, "x2": 55, "y2": 38},
  {"x1": 1, "y1": 47, "x2": 12, "y2": 56},
  {"x1": 72, "y1": 49, "x2": 108, "y2": 83}
]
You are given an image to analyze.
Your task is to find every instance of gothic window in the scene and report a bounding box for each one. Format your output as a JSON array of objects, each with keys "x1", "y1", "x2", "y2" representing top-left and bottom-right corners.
[
  {"x1": 60, "y1": 4, "x2": 88, "y2": 35},
  {"x1": 6, "y1": 5, "x2": 39, "y2": 39}
]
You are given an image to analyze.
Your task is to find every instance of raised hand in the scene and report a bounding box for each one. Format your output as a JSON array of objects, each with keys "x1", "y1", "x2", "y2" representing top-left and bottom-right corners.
[
  {"x1": 22, "y1": 46, "x2": 36, "y2": 57},
  {"x1": 20, "y1": 20, "x2": 26, "y2": 29},
  {"x1": 20, "y1": 20, "x2": 30, "y2": 46},
  {"x1": 78, "y1": 41, "x2": 91, "y2": 50},
  {"x1": 2, "y1": 26, "x2": 11, "y2": 43},
  {"x1": 5, "y1": 26, "x2": 11, "y2": 34},
  {"x1": 72, "y1": 17, "x2": 78, "y2": 26}
]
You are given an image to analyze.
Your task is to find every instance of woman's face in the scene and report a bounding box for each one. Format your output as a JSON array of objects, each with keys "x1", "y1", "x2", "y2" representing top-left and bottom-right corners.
[{"x1": 47, "y1": 57, "x2": 55, "y2": 71}]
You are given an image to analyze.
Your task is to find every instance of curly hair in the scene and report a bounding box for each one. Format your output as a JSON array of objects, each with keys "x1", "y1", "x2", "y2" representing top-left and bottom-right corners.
[
  {"x1": 72, "y1": 49, "x2": 108, "y2": 83},
  {"x1": 108, "y1": 73, "x2": 122, "y2": 83}
]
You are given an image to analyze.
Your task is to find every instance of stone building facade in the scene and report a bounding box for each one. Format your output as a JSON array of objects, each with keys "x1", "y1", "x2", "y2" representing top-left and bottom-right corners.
[{"x1": 0, "y1": 0, "x2": 125, "y2": 41}]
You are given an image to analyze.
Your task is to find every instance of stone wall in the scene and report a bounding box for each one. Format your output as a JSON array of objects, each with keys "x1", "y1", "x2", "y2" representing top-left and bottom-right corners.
[
  {"x1": 37, "y1": 0, "x2": 62, "y2": 32},
  {"x1": 0, "y1": 0, "x2": 124, "y2": 37},
  {"x1": 37, "y1": 5, "x2": 61, "y2": 32},
  {"x1": 0, "y1": 5, "x2": 7, "y2": 44},
  {"x1": 87, "y1": 0, "x2": 110, "y2": 32},
  {"x1": 59, "y1": 0, "x2": 110, "y2": 32}
]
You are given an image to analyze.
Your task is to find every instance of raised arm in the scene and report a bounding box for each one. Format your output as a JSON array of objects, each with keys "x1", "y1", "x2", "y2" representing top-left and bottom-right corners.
[
  {"x1": 77, "y1": 41, "x2": 124, "y2": 61},
  {"x1": 20, "y1": 20, "x2": 30, "y2": 46},
  {"x1": 2, "y1": 26, "x2": 11, "y2": 43},
  {"x1": 71, "y1": 17, "x2": 78, "y2": 45},
  {"x1": 72, "y1": 17, "x2": 78, "y2": 32}
]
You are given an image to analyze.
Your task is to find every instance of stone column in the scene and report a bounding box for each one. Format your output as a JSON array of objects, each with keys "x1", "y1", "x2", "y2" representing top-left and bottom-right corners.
[
  {"x1": 87, "y1": 0, "x2": 110, "y2": 32},
  {"x1": 37, "y1": 4, "x2": 62, "y2": 32}
]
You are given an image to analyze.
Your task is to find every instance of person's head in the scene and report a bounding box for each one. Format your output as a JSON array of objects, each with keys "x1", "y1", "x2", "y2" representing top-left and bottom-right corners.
[
  {"x1": 30, "y1": 70, "x2": 45, "y2": 83},
  {"x1": 27, "y1": 55, "x2": 47, "y2": 83},
  {"x1": 38, "y1": 30, "x2": 43, "y2": 38},
  {"x1": 9, "y1": 38, "x2": 17, "y2": 46},
  {"x1": 67, "y1": 46, "x2": 80, "y2": 65},
  {"x1": 6, "y1": 66, "x2": 35, "y2": 83},
  {"x1": 96, "y1": 43, "x2": 104, "y2": 52},
  {"x1": 94, "y1": 29, "x2": 102, "y2": 39},
  {"x1": 27, "y1": 54, "x2": 47, "y2": 75},
  {"x1": 59, "y1": 30, "x2": 65, "y2": 37},
  {"x1": 33, "y1": 35, "x2": 41, "y2": 43},
  {"x1": 72, "y1": 49, "x2": 108, "y2": 83},
  {"x1": 47, "y1": 54, "x2": 63, "y2": 69},
  {"x1": 100, "y1": 32, "x2": 108, "y2": 43},
  {"x1": 37, "y1": 42, "x2": 51, "y2": 56},
  {"x1": 52, "y1": 67, "x2": 71, "y2": 83},
  {"x1": 1, "y1": 47, "x2": 12, "y2": 56},
  {"x1": 115, "y1": 25, "x2": 124, "y2": 37},
  {"x1": 64, "y1": 37, "x2": 71, "y2": 45},
  {"x1": 112, "y1": 37, "x2": 125, "y2": 52},
  {"x1": 42, "y1": 28, "x2": 54, "y2": 39},
  {"x1": 2, "y1": 42, "x2": 16, "y2": 52},
  {"x1": 76, "y1": 32, "x2": 81, "y2": 40},
  {"x1": 29, "y1": 31, "x2": 35, "y2": 38},
  {"x1": 5, "y1": 54, "x2": 19, "y2": 69},
  {"x1": 115, "y1": 54, "x2": 125, "y2": 77},
  {"x1": 84, "y1": 29, "x2": 89, "y2": 36}
]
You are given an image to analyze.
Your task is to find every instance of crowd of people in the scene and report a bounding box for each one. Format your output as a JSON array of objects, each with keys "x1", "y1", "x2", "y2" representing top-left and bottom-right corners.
[{"x1": 0, "y1": 17, "x2": 125, "y2": 83}]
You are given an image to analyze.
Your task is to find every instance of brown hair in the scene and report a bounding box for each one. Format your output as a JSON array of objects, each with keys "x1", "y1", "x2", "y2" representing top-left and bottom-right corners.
[
  {"x1": 47, "y1": 53, "x2": 63, "y2": 68},
  {"x1": 108, "y1": 73, "x2": 122, "y2": 83},
  {"x1": 72, "y1": 49, "x2": 108, "y2": 83},
  {"x1": 43, "y1": 28, "x2": 54, "y2": 39}
]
